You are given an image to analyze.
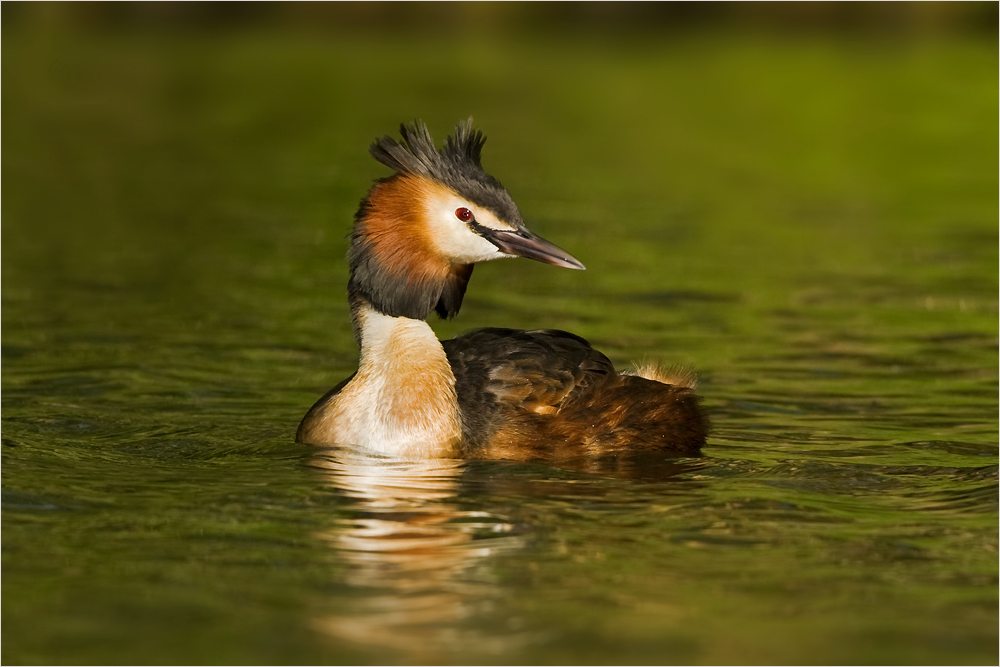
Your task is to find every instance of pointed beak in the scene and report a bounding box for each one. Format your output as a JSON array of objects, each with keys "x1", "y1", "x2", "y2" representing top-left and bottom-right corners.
[{"x1": 481, "y1": 227, "x2": 586, "y2": 270}]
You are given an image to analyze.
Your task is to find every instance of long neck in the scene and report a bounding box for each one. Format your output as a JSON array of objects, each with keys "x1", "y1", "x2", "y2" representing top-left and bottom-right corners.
[{"x1": 333, "y1": 298, "x2": 462, "y2": 457}]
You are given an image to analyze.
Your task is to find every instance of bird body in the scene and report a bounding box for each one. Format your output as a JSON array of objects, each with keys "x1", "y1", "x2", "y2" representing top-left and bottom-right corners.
[{"x1": 297, "y1": 120, "x2": 707, "y2": 459}]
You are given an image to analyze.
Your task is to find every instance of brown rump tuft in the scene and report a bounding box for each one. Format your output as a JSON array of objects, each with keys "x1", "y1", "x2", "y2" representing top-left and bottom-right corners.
[{"x1": 624, "y1": 362, "x2": 699, "y2": 389}]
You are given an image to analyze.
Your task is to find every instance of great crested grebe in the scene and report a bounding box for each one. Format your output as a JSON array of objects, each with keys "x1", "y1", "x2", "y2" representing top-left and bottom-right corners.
[{"x1": 297, "y1": 120, "x2": 708, "y2": 459}]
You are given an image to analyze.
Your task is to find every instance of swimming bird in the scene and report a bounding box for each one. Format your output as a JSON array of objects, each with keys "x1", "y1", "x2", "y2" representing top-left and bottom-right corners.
[{"x1": 297, "y1": 120, "x2": 707, "y2": 459}]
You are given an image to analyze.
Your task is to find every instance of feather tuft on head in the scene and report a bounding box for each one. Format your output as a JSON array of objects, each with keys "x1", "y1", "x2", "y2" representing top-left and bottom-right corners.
[{"x1": 368, "y1": 119, "x2": 522, "y2": 228}]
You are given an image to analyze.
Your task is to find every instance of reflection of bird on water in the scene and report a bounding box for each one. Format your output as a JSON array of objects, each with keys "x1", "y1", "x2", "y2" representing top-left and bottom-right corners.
[
  {"x1": 308, "y1": 450, "x2": 525, "y2": 658},
  {"x1": 297, "y1": 120, "x2": 708, "y2": 459}
]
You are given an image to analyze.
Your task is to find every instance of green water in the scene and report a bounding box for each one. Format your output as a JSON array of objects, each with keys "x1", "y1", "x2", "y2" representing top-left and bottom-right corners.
[{"x1": 3, "y1": 25, "x2": 997, "y2": 665}]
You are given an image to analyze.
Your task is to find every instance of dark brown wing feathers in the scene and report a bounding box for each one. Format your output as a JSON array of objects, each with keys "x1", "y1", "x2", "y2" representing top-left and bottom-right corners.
[{"x1": 443, "y1": 328, "x2": 707, "y2": 458}]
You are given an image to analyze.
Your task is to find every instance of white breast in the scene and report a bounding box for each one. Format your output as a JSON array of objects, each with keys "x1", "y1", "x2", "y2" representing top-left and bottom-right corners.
[{"x1": 320, "y1": 305, "x2": 462, "y2": 458}]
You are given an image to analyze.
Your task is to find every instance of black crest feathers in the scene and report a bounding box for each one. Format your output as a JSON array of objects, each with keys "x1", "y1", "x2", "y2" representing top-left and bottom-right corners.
[
  {"x1": 368, "y1": 119, "x2": 523, "y2": 228},
  {"x1": 370, "y1": 118, "x2": 485, "y2": 176},
  {"x1": 443, "y1": 119, "x2": 487, "y2": 166}
]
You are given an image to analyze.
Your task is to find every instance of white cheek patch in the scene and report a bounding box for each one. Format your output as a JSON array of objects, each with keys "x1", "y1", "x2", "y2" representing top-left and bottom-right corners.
[{"x1": 424, "y1": 194, "x2": 515, "y2": 264}]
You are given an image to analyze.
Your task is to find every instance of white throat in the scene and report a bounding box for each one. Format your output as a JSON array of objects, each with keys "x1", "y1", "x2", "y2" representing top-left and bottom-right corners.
[{"x1": 317, "y1": 303, "x2": 462, "y2": 457}]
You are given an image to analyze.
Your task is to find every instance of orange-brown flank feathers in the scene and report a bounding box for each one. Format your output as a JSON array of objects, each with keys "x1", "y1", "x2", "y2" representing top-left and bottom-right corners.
[{"x1": 443, "y1": 328, "x2": 707, "y2": 460}]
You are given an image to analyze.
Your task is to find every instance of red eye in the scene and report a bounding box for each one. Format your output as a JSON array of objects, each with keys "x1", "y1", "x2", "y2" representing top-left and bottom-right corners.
[{"x1": 455, "y1": 207, "x2": 474, "y2": 222}]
